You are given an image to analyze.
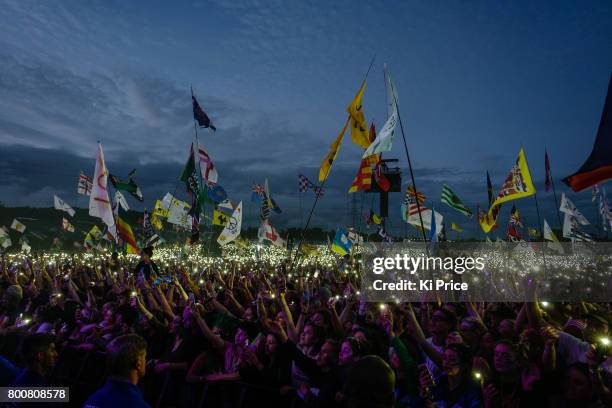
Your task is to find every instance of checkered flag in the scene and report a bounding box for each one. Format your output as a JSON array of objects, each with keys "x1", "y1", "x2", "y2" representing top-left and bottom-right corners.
[{"x1": 298, "y1": 174, "x2": 324, "y2": 197}]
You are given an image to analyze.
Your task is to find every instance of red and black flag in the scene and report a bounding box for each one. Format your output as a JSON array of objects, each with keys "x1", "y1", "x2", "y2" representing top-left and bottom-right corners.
[
  {"x1": 563, "y1": 73, "x2": 612, "y2": 191},
  {"x1": 192, "y1": 95, "x2": 216, "y2": 131}
]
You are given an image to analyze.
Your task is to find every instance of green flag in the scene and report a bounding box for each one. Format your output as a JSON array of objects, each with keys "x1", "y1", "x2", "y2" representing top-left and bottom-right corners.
[{"x1": 441, "y1": 184, "x2": 472, "y2": 217}]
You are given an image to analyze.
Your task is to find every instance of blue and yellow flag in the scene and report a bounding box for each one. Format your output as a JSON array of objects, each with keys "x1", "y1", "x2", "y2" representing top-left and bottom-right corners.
[{"x1": 331, "y1": 228, "x2": 352, "y2": 256}]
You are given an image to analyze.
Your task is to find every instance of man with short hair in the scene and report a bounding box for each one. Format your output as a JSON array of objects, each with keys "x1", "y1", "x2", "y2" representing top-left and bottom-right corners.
[
  {"x1": 133, "y1": 246, "x2": 159, "y2": 281},
  {"x1": 11, "y1": 333, "x2": 57, "y2": 387},
  {"x1": 84, "y1": 334, "x2": 150, "y2": 408},
  {"x1": 345, "y1": 355, "x2": 395, "y2": 408}
]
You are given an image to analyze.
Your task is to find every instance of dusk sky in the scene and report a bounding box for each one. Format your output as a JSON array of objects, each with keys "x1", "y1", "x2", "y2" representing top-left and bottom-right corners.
[{"x1": 0, "y1": 0, "x2": 611, "y2": 238}]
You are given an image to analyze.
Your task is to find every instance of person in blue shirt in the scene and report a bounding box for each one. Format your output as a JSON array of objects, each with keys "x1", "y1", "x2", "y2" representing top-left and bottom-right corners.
[
  {"x1": 84, "y1": 334, "x2": 150, "y2": 408},
  {"x1": 10, "y1": 333, "x2": 58, "y2": 387}
]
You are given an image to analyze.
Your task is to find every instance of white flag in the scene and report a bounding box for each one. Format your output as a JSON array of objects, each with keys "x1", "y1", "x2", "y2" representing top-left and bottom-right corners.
[
  {"x1": 54, "y1": 195, "x2": 75, "y2": 217},
  {"x1": 10, "y1": 219, "x2": 26, "y2": 233},
  {"x1": 543, "y1": 219, "x2": 563, "y2": 253},
  {"x1": 362, "y1": 64, "x2": 399, "y2": 158},
  {"x1": 258, "y1": 219, "x2": 285, "y2": 247},
  {"x1": 167, "y1": 198, "x2": 191, "y2": 227},
  {"x1": 559, "y1": 193, "x2": 589, "y2": 225},
  {"x1": 89, "y1": 143, "x2": 116, "y2": 239},
  {"x1": 114, "y1": 191, "x2": 130, "y2": 211},
  {"x1": 217, "y1": 202, "x2": 242, "y2": 246},
  {"x1": 0, "y1": 227, "x2": 11, "y2": 249},
  {"x1": 218, "y1": 199, "x2": 235, "y2": 211},
  {"x1": 21, "y1": 241, "x2": 31, "y2": 254},
  {"x1": 407, "y1": 208, "x2": 443, "y2": 231},
  {"x1": 197, "y1": 143, "x2": 218, "y2": 184}
]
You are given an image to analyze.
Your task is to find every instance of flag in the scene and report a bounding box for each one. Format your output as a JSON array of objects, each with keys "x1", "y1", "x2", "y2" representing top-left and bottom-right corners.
[
  {"x1": 451, "y1": 222, "x2": 463, "y2": 233},
  {"x1": 251, "y1": 184, "x2": 265, "y2": 202},
  {"x1": 192, "y1": 94, "x2": 216, "y2": 131},
  {"x1": 544, "y1": 150, "x2": 552, "y2": 193},
  {"x1": 407, "y1": 185, "x2": 426, "y2": 205},
  {"x1": 362, "y1": 64, "x2": 399, "y2": 157},
  {"x1": 348, "y1": 159, "x2": 373, "y2": 192},
  {"x1": 263, "y1": 179, "x2": 281, "y2": 214},
  {"x1": 89, "y1": 225, "x2": 102, "y2": 240},
  {"x1": 402, "y1": 192, "x2": 443, "y2": 231},
  {"x1": 509, "y1": 205, "x2": 523, "y2": 227},
  {"x1": 374, "y1": 162, "x2": 391, "y2": 192},
  {"x1": 180, "y1": 144, "x2": 206, "y2": 215},
  {"x1": 197, "y1": 143, "x2": 219, "y2": 183},
  {"x1": 319, "y1": 119, "x2": 350, "y2": 182},
  {"x1": 480, "y1": 149, "x2": 535, "y2": 233},
  {"x1": 506, "y1": 223, "x2": 522, "y2": 242},
  {"x1": 62, "y1": 218, "x2": 75, "y2": 233},
  {"x1": 527, "y1": 227, "x2": 540, "y2": 237},
  {"x1": 54, "y1": 195, "x2": 75, "y2": 217},
  {"x1": 150, "y1": 213, "x2": 163, "y2": 230},
  {"x1": 563, "y1": 74, "x2": 612, "y2": 191},
  {"x1": 298, "y1": 174, "x2": 324, "y2": 197},
  {"x1": 429, "y1": 206, "x2": 438, "y2": 243},
  {"x1": 559, "y1": 193, "x2": 589, "y2": 225},
  {"x1": 592, "y1": 184, "x2": 600, "y2": 202},
  {"x1": 167, "y1": 198, "x2": 192, "y2": 227},
  {"x1": 109, "y1": 174, "x2": 143, "y2": 202},
  {"x1": 116, "y1": 216, "x2": 139, "y2": 254},
  {"x1": 347, "y1": 228, "x2": 363, "y2": 244},
  {"x1": 347, "y1": 81, "x2": 370, "y2": 149},
  {"x1": 143, "y1": 210, "x2": 155, "y2": 241},
  {"x1": 486, "y1": 171, "x2": 495, "y2": 208},
  {"x1": 0, "y1": 227, "x2": 12, "y2": 249},
  {"x1": 89, "y1": 143, "x2": 116, "y2": 238},
  {"x1": 378, "y1": 226, "x2": 393, "y2": 243},
  {"x1": 78, "y1": 171, "x2": 93, "y2": 196},
  {"x1": 217, "y1": 202, "x2": 242, "y2": 246},
  {"x1": 331, "y1": 228, "x2": 352, "y2": 255},
  {"x1": 10, "y1": 219, "x2": 25, "y2": 233},
  {"x1": 207, "y1": 183, "x2": 228, "y2": 203},
  {"x1": 114, "y1": 191, "x2": 130, "y2": 211},
  {"x1": 153, "y1": 199, "x2": 170, "y2": 218},
  {"x1": 218, "y1": 199, "x2": 235, "y2": 211},
  {"x1": 213, "y1": 209, "x2": 229, "y2": 226},
  {"x1": 441, "y1": 185, "x2": 472, "y2": 217},
  {"x1": 543, "y1": 219, "x2": 559, "y2": 242},
  {"x1": 258, "y1": 219, "x2": 285, "y2": 247},
  {"x1": 366, "y1": 209, "x2": 382, "y2": 225}
]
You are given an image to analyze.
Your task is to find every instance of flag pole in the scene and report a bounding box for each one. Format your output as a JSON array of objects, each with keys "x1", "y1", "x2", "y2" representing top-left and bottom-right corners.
[
  {"x1": 545, "y1": 148, "x2": 563, "y2": 231},
  {"x1": 533, "y1": 193, "x2": 543, "y2": 239},
  {"x1": 390, "y1": 78, "x2": 428, "y2": 241},
  {"x1": 190, "y1": 86, "x2": 206, "y2": 245}
]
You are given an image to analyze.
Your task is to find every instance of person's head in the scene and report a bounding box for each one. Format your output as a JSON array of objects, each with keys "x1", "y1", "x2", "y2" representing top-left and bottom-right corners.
[
  {"x1": 442, "y1": 343, "x2": 472, "y2": 378},
  {"x1": 459, "y1": 317, "x2": 484, "y2": 347},
  {"x1": 106, "y1": 334, "x2": 147, "y2": 383},
  {"x1": 299, "y1": 323, "x2": 322, "y2": 349},
  {"x1": 493, "y1": 340, "x2": 521, "y2": 374},
  {"x1": 102, "y1": 302, "x2": 116, "y2": 323},
  {"x1": 564, "y1": 363, "x2": 595, "y2": 403},
  {"x1": 340, "y1": 337, "x2": 362, "y2": 366},
  {"x1": 345, "y1": 356, "x2": 395, "y2": 408},
  {"x1": 19, "y1": 333, "x2": 58, "y2": 374},
  {"x1": 242, "y1": 306, "x2": 255, "y2": 322},
  {"x1": 309, "y1": 309, "x2": 331, "y2": 330},
  {"x1": 430, "y1": 308, "x2": 456, "y2": 337},
  {"x1": 2, "y1": 285, "x2": 23, "y2": 309},
  {"x1": 234, "y1": 323, "x2": 257, "y2": 346},
  {"x1": 497, "y1": 319, "x2": 516, "y2": 340},
  {"x1": 141, "y1": 246, "x2": 153, "y2": 261},
  {"x1": 445, "y1": 331, "x2": 464, "y2": 347},
  {"x1": 318, "y1": 339, "x2": 339, "y2": 367},
  {"x1": 169, "y1": 315, "x2": 185, "y2": 336},
  {"x1": 351, "y1": 325, "x2": 368, "y2": 343},
  {"x1": 265, "y1": 333, "x2": 280, "y2": 356}
]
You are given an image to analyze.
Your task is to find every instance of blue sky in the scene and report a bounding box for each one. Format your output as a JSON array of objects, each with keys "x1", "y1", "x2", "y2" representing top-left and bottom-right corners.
[{"x1": 0, "y1": 0, "x2": 611, "y2": 238}]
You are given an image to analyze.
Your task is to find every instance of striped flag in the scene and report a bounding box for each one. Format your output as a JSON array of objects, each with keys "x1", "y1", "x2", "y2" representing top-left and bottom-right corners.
[
  {"x1": 407, "y1": 185, "x2": 425, "y2": 204},
  {"x1": 441, "y1": 185, "x2": 472, "y2": 217},
  {"x1": 78, "y1": 171, "x2": 93, "y2": 196},
  {"x1": 348, "y1": 159, "x2": 373, "y2": 193}
]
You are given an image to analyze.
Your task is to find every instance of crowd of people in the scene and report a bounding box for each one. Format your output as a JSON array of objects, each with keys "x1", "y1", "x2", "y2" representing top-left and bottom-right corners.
[{"x1": 0, "y1": 245, "x2": 611, "y2": 407}]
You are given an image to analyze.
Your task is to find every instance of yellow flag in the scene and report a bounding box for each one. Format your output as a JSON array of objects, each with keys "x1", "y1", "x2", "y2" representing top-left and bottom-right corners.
[
  {"x1": 153, "y1": 200, "x2": 169, "y2": 218},
  {"x1": 151, "y1": 214, "x2": 163, "y2": 230},
  {"x1": 451, "y1": 222, "x2": 463, "y2": 233},
  {"x1": 213, "y1": 209, "x2": 229, "y2": 226},
  {"x1": 347, "y1": 81, "x2": 370, "y2": 149},
  {"x1": 319, "y1": 119, "x2": 349, "y2": 182},
  {"x1": 481, "y1": 149, "x2": 535, "y2": 233}
]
